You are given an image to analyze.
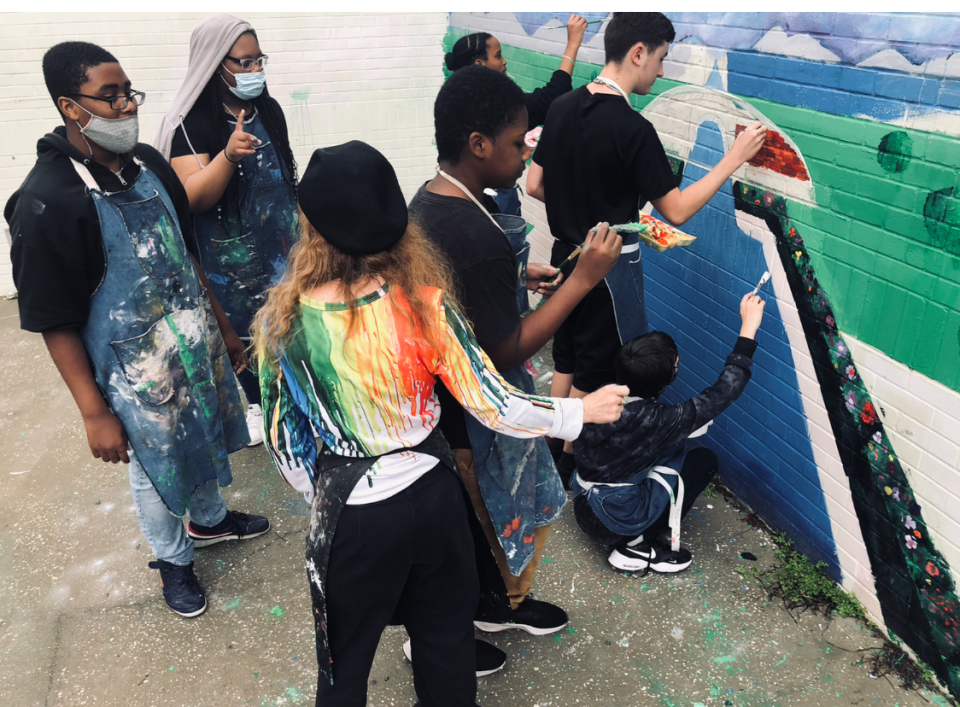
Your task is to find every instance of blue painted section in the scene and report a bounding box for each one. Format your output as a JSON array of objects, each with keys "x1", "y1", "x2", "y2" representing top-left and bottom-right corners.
[
  {"x1": 726, "y1": 50, "x2": 960, "y2": 122},
  {"x1": 645, "y1": 121, "x2": 841, "y2": 576},
  {"x1": 705, "y1": 61, "x2": 724, "y2": 90},
  {"x1": 666, "y1": 13, "x2": 960, "y2": 66}
]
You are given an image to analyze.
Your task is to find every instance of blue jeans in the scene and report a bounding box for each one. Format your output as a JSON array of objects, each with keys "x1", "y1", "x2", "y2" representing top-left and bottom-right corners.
[{"x1": 129, "y1": 453, "x2": 228, "y2": 565}]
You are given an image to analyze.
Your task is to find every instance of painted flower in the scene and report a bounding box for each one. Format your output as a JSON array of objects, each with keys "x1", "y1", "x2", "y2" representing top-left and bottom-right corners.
[
  {"x1": 905, "y1": 515, "x2": 916, "y2": 530},
  {"x1": 845, "y1": 390, "x2": 859, "y2": 411},
  {"x1": 872, "y1": 431, "x2": 883, "y2": 444},
  {"x1": 845, "y1": 365, "x2": 857, "y2": 380},
  {"x1": 892, "y1": 487, "x2": 901, "y2": 501},
  {"x1": 826, "y1": 315, "x2": 836, "y2": 328},
  {"x1": 861, "y1": 402, "x2": 878, "y2": 425},
  {"x1": 789, "y1": 227, "x2": 797, "y2": 237},
  {"x1": 885, "y1": 486, "x2": 893, "y2": 496},
  {"x1": 927, "y1": 562, "x2": 941, "y2": 577},
  {"x1": 906, "y1": 536, "x2": 918, "y2": 549},
  {"x1": 763, "y1": 192, "x2": 775, "y2": 207},
  {"x1": 524, "y1": 126, "x2": 542, "y2": 148},
  {"x1": 836, "y1": 341, "x2": 848, "y2": 357}
]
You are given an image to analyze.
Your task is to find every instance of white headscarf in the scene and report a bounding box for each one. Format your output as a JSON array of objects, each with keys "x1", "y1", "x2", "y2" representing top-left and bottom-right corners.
[{"x1": 154, "y1": 13, "x2": 254, "y2": 160}]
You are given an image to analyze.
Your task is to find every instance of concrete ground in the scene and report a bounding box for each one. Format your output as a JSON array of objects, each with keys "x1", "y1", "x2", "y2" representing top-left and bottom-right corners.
[{"x1": 0, "y1": 297, "x2": 949, "y2": 707}]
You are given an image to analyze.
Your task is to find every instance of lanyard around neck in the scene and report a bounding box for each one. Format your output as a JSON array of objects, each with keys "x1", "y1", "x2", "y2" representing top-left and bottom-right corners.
[
  {"x1": 592, "y1": 76, "x2": 631, "y2": 106},
  {"x1": 435, "y1": 165, "x2": 503, "y2": 232}
]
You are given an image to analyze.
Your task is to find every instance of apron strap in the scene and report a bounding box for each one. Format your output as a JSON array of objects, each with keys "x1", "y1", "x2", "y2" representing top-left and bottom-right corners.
[
  {"x1": 645, "y1": 465, "x2": 684, "y2": 552},
  {"x1": 435, "y1": 165, "x2": 504, "y2": 232},
  {"x1": 69, "y1": 158, "x2": 100, "y2": 192}
]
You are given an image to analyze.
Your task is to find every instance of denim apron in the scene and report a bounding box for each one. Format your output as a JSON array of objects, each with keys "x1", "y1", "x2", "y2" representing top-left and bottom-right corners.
[
  {"x1": 193, "y1": 113, "x2": 298, "y2": 340},
  {"x1": 70, "y1": 158, "x2": 248, "y2": 516},
  {"x1": 570, "y1": 444, "x2": 687, "y2": 550},
  {"x1": 491, "y1": 185, "x2": 522, "y2": 216},
  {"x1": 604, "y1": 232, "x2": 649, "y2": 344},
  {"x1": 590, "y1": 76, "x2": 650, "y2": 344},
  {"x1": 437, "y1": 168, "x2": 566, "y2": 575}
]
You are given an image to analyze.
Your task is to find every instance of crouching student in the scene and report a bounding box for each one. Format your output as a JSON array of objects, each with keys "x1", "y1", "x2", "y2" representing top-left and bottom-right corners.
[
  {"x1": 409, "y1": 65, "x2": 622, "y2": 668},
  {"x1": 253, "y1": 141, "x2": 628, "y2": 707},
  {"x1": 6, "y1": 42, "x2": 269, "y2": 618},
  {"x1": 572, "y1": 294, "x2": 766, "y2": 573}
]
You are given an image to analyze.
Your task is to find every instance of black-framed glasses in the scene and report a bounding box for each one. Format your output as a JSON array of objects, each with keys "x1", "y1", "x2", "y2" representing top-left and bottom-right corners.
[
  {"x1": 69, "y1": 90, "x2": 146, "y2": 111},
  {"x1": 225, "y1": 54, "x2": 269, "y2": 71}
]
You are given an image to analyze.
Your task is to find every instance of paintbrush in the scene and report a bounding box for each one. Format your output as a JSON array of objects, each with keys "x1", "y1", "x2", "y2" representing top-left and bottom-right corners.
[
  {"x1": 546, "y1": 19, "x2": 605, "y2": 29},
  {"x1": 749, "y1": 271, "x2": 770, "y2": 296},
  {"x1": 531, "y1": 244, "x2": 583, "y2": 310}
]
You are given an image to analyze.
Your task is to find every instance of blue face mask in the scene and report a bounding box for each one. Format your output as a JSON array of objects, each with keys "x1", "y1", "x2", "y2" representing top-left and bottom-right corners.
[{"x1": 220, "y1": 64, "x2": 266, "y2": 100}]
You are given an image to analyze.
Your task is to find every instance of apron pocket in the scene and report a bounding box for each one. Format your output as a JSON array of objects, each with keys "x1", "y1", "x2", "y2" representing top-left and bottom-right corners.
[
  {"x1": 115, "y1": 191, "x2": 187, "y2": 280},
  {"x1": 211, "y1": 232, "x2": 264, "y2": 281},
  {"x1": 111, "y1": 310, "x2": 204, "y2": 406}
]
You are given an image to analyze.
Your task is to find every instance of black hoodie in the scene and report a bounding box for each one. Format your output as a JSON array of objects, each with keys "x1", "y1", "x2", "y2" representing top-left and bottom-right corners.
[
  {"x1": 5, "y1": 126, "x2": 196, "y2": 333},
  {"x1": 573, "y1": 337, "x2": 759, "y2": 484}
]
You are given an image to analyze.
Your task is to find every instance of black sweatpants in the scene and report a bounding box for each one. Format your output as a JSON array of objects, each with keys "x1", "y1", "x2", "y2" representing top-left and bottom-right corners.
[
  {"x1": 574, "y1": 447, "x2": 719, "y2": 546},
  {"x1": 314, "y1": 464, "x2": 480, "y2": 707}
]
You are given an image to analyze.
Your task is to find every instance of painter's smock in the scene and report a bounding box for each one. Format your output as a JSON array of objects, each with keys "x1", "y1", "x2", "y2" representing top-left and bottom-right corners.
[
  {"x1": 69, "y1": 158, "x2": 248, "y2": 515},
  {"x1": 192, "y1": 112, "x2": 298, "y2": 339}
]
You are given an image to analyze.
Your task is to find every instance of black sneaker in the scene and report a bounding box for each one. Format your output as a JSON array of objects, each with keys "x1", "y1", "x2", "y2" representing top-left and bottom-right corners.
[
  {"x1": 608, "y1": 537, "x2": 692, "y2": 573},
  {"x1": 148, "y1": 559, "x2": 207, "y2": 618},
  {"x1": 402, "y1": 638, "x2": 506, "y2": 677},
  {"x1": 187, "y1": 510, "x2": 270, "y2": 548},
  {"x1": 474, "y1": 597, "x2": 568, "y2": 636},
  {"x1": 556, "y1": 451, "x2": 576, "y2": 488}
]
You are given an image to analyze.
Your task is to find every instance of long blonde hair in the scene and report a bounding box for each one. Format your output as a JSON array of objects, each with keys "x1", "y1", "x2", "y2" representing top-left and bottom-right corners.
[{"x1": 253, "y1": 210, "x2": 461, "y2": 369}]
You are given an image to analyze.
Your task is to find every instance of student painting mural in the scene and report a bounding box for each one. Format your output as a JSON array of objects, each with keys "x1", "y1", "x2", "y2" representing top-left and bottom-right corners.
[{"x1": 447, "y1": 11, "x2": 960, "y2": 695}]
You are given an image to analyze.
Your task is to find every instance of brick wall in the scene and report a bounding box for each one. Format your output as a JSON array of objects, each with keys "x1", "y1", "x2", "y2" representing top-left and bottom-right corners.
[
  {"x1": 0, "y1": 12, "x2": 448, "y2": 295},
  {"x1": 448, "y1": 12, "x2": 960, "y2": 694}
]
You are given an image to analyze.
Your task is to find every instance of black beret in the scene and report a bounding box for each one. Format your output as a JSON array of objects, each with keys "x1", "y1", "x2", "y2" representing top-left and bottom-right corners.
[{"x1": 298, "y1": 141, "x2": 408, "y2": 256}]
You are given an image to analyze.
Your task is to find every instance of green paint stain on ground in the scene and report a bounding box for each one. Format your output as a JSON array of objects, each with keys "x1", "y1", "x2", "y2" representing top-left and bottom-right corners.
[
  {"x1": 270, "y1": 605, "x2": 284, "y2": 617},
  {"x1": 542, "y1": 557, "x2": 552, "y2": 563},
  {"x1": 224, "y1": 598, "x2": 241, "y2": 610},
  {"x1": 168, "y1": 666, "x2": 175, "y2": 671},
  {"x1": 714, "y1": 655, "x2": 737, "y2": 663},
  {"x1": 774, "y1": 654, "x2": 787, "y2": 667}
]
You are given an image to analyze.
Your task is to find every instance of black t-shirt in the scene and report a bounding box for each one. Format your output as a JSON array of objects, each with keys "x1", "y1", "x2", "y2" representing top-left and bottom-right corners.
[
  {"x1": 5, "y1": 127, "x2": 197, "y2": 333},
  {"x1": 533, "y1": 86, "x2": 678, "y2": 250},
  {"x1": 408, "y1": 183, "x2": 520, "y2": 449},
  {"x1": 169, "y1": 96, "x2": 289, "y2": 162}
]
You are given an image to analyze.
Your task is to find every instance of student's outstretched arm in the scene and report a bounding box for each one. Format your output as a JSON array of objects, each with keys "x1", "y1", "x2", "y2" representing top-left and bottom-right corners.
[
  {"x1": 484, "y1": 223, "x2": 621, "y2": 371},
  {"x1": 43, "y1": 329, "x2": 129, "y2": 464},
  {"x1": 651, "y1": 122, "x2": 766, "y2": 226},
  {"x1": 650, "y1": 294, "x2": 766, "y2": 449},
  {"x1": 433, "y1": 293, "x2": 628, "y2": 440}
]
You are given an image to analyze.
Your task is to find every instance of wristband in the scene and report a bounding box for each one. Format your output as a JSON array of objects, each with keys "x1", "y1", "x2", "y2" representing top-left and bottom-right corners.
[
  {"x1": 562, "y1": 55, "x2": 575, "y2": 64},
  {"x1": 224, "y1": 150, "x2": 241, "y2": 164}
]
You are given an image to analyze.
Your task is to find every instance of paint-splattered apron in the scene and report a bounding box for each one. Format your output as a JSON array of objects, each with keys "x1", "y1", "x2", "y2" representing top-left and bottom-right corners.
[
  {"x1": 70, "y1": 158, "x2": 248, "y2": 516},
  {"x1": 193, "y1": 114, "x2": 298, "y2": 339},
  {"x1": 604, "y1": 231, "x2": 649, "y2": 344},
  {"x1": 463, "y1": 210, "x2": 566, "y2": 576}
]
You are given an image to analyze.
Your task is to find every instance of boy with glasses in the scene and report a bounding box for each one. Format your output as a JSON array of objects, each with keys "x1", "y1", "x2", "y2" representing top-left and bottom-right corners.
[{"x1": 5, "y1": 41, "x2": 270, "y2": 618}]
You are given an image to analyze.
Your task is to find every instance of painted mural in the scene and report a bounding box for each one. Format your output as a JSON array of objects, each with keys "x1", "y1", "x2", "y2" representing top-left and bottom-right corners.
[{"x1": 447, "y1": 11, "x2": 960, "y2": 697}]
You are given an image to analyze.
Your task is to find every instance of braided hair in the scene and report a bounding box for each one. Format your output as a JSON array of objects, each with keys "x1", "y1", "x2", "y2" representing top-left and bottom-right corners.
[{"x1": 444, "y1": 33, "x2": 493, "y2": 72}]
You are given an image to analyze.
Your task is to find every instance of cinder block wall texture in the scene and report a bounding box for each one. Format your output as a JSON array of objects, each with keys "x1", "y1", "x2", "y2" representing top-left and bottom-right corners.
[
  {"x1": 449, "y1": 11, "x2": 960, "y2": 696},
  {"x1": 0, "y1": 12, "x2": 448, "y2": 295}
]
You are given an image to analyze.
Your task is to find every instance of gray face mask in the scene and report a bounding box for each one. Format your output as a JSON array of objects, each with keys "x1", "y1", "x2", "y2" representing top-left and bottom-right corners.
[{"x1": 74, "y1": 103, "x2": 139, "y2": 155}]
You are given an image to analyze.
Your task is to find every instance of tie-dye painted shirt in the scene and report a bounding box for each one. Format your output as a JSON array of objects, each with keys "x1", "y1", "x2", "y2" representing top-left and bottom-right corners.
[{"x1": 260, "y1": 285, "x2": 583, "y2": 504}]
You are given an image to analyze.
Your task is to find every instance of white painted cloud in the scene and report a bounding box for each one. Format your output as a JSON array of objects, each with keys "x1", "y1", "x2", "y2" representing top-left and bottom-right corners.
[
  {"x1": 753, "y1": 26, "x2": 841, "y2": 64},
  {"x1": 858, "y1": 48, "x2": 960, "y2": 80}
]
